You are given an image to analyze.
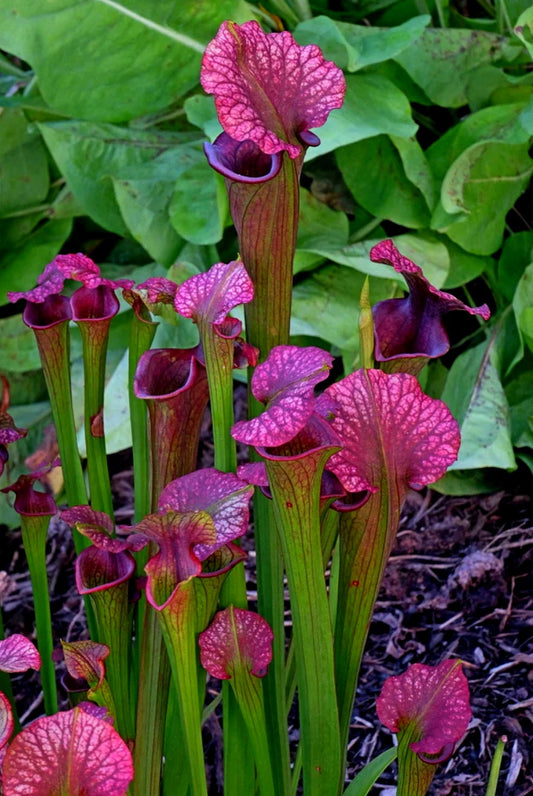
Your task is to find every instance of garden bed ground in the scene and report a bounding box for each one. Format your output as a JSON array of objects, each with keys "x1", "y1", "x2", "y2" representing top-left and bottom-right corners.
[{"x1": 0, "y1": 440, "x2": 531, "y2": 795}]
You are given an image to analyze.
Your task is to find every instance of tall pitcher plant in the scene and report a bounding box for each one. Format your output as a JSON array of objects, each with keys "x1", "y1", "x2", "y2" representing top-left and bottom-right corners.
[{"x1": 0, "y1": 20, "x2": 488, "y2": 796}]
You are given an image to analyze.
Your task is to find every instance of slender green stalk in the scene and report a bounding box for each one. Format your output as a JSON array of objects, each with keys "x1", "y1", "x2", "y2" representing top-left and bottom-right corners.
[
  {"x1": 20, "y1": 515, "x2": 58, "y2": 715},
  {"x1": 253, "y1": 489, "x2": 291, "y2": 795},
  {"x1": 396, "y1": 726, "x2": 436, "y2": 796},
  {"x1": 133, "y1": 606, "x2": 170, "y2": 796},
  {"x1": 486, "y1": 736, "x2": 507, "y2": 796},
  {"x1": 198, "y1": 323, "x2": 237, "y2": 475},
  {"x1": 27, "y1": 319, "x2": 88, "y2": 517},
  {"x1": 76, "y1": 319, "x2": 114, "y2": 517},
  {"x1": 229, "y1": 668, "x2": 276, "y2": 796},
  {"x1": 128, "y1": 310, "x2": 157, "y2": 525},
  {"x1": 266, "y1": 447, "x2": 342, "y2": 796},
  {"x1": 334, "y1": 482, "x2": 402, "y2": 760},
  {"x1": 196, "y1": 321, "x2": 255, "y2": 793},
  {"x1": 158, "y1": 583, "x2": 208, "y2": 796},
  {"x1": 87, "y1": 586, "x2": 135, "y2": 741}
]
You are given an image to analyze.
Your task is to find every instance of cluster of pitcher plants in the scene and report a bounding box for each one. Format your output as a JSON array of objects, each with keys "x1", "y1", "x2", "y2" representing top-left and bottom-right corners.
[{"x1": 0, "y1": 19, "x2": 504, "y2": 796}]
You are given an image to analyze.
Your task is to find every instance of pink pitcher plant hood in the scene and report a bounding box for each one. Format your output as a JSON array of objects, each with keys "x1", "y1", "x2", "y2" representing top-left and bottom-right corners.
[
  {"x1": 2, "y1": 468, "x2": 56, "y2": 517},
  {"x1": 125, "y1": 469, "x2": 252, "y2": 609},
  {"x1": 201, "y1": 21, "x2": 346, "y2": 160},
  {"x1": 232, "y1": 345, "x2": 334, "y2": 447},
  {"x1": 0, "y1": 635, "x2": 40, "y2": 764},
  {"x1": 370, "y1": 240, "x2": 491, "y2": 371},
  {"x1": 62, "y1": 506, "x2": 144, "y2": 594},
  {"x1": 377, "y1": 659, "x2": 472, "y2": 762},
  {"x1": 8, "y1": 253, "x2": 134, "y2": 304},
  {"x1": 317, "y1": 368, "x2": 461, "y2": 496},
  {"x1": 175, "y1": 260, "x2": 254, "y2": 335},
  {"x1": 62, "y1": 640, "x2": 110, "y2": 695},
  {"x1": 1, "y1": 704, "x2": 134, "y2": 795},
  {"x1": 199, "y1": 606, "x2": 273, "y2": 680}
]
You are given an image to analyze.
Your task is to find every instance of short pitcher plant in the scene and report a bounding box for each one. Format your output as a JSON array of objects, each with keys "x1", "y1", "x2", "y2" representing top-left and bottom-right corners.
[{"x1": 0, "y1": 18, "x2": 501, "y2": 796}]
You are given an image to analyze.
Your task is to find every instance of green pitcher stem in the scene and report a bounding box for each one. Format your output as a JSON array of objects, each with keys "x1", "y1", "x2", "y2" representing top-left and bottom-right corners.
[
  {"x1": 129, "y1": 311, "x2": 157, "y2": 525},
  {"x1": 31, "y1": 323, "x2": 88, "y2": 520},
  {"x1": 20, "y1": 514, "x2": 58, "y2": 715},
  {"x1": 240, "y1": 154, "x2": 301, "y2": 360},
  {"x1": 396, "y1": 728, "x2": 436, "y2": 796},
  {"x1": 266, "y1": 448, "x2": 342, "y2": 796},
  {"x1": 158, "y1": 583, "x2": 208, "y2": 796},
  {"x1": 253, "y1": 489, "x2": 291, "y2": 795},
  {"x1": 77, "y1": 320, "x2": 114, "y2": 517},
  {"x1": 133, "y1": 601, "x2": 170, "y2": 796},
  {"x1": 87, "y1": 585, "x2": 135, "y2": 741},
  {"x1": 198, "y1": 322, "x2": 237, "y2": 475},
  {"x1": 334, "y1": 482, "x2": 402, "y2": 758},
  {"x1": 230, "y1": 669, "x2": 276, "y2": 796}
]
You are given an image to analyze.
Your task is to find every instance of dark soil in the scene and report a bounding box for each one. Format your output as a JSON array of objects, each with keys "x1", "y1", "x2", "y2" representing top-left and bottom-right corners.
[{"x1": 1, "y1": 437, "x2": 532, "y2": 794}]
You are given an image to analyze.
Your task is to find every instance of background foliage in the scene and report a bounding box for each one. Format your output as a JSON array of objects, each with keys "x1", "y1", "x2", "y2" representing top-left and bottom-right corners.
[{"x1": 0, "y1": 0, "x2": 532, "y2": 523}]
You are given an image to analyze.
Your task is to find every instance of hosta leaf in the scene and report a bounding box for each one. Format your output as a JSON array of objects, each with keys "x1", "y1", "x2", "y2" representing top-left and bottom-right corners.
[
  {"x1": 337, "y1": 135, "x2": 431, "y2": 228},
  {"x1": 440, "y1": 339, "x2": 516, "y2": 472},
  {"x1": 0, "y1": 0, "x2": 251, "y2": 121},
  {"x1": 306, "y1": 73, "x2": 417, "y2": 161},
  {"x1": 394, "y1": 28, "x2": 523, "y2": 107},
  {"x1": 434, "y1": 140, "x2": 533, "y2": 255},
  {"x1": 294, "y1": 15, "x2": 429, "y2": 72},
  {"x1": 39, "y1": 122, "x2": 199, "y2": 236}
]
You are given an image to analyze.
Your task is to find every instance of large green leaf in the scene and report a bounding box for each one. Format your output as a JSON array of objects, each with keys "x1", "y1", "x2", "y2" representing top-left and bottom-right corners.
[
  {"x1": 515, "y1": 6, "x2": 533, "y2": 58},
  {"x1": 0, "y1": 218, "x2": 72, "y2": 304},
  {"x1": 426, "y1": 101, "x2": 533, "y2": 183},
  {"x1": 433, "y1": 140, "x2": 533, "y2": 255},
  {"x1": 169, "y1": 161, "x2": 228, "y2": 246},
  {"x1": 513, "y1": 263, "x2": 533, "y2": 354},
  {"x1": 291, "y1": 264, "x2": 396, "y2": 354},
  {"x1": 39, "y1": 121, "x2": 199, "y2": 236},
  {"x1": 394, "y1": 28, "x2": 524, "y2": 107},
  {"x1": 441, "y1": 338, "x2": 516, "y2": 472},
  {"x1": 112, "y1": 144, "x2": 213, "y2": 263},
  {"x1": 337, "y1": 135, "x2": 432, "y2": 228},
  {"x1": 305, "y1": 73, "x2": 417, "y2": 161},
  {"x1": 0, "y1": 108, "x2": 49, "y2": 215},
  {"x1": 0, "y1": 0, "x2": 250, "y2": 121},
  {"x1": 294, "y1": 188, "x2": 349, "y2": 273},
  {"x1": 294, "y1": 14, "x2": 429, "y2": 71},
  {"x1": 497, "y1": 231, "x2": 533, "y2": 302}
]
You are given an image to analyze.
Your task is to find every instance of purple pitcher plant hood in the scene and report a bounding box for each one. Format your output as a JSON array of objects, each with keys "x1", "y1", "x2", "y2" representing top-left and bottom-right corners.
[
  {"x1": 370, "y1": 240, "x2": 491, "y2": 374},
  {"x1": 232, "y1": 345, "x2": 334, "y2": 447},
  {"x1": 8, "y1": 253, "x2": 134, "y2": 304},
  {"x1": 125, "y1": 468, "x2": 252, "y2": 609},
  {"x1": 175, "y1": 259, "x2": 254, "y2": 335},
  {"x1": 201, "y1": 21, "x2": 345, "y2": 160},
  {"x1": 377, "y1": 659, "x2": 472, "y2": 762},
  {"x1": 61, "y1": 506, "x2": 143, "y2": 594}
]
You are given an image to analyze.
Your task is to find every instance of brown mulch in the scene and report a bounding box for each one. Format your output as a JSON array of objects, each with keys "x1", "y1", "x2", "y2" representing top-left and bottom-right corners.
[{"x1": 0, "y1": 445, "x2": 531, "y2": 794}]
